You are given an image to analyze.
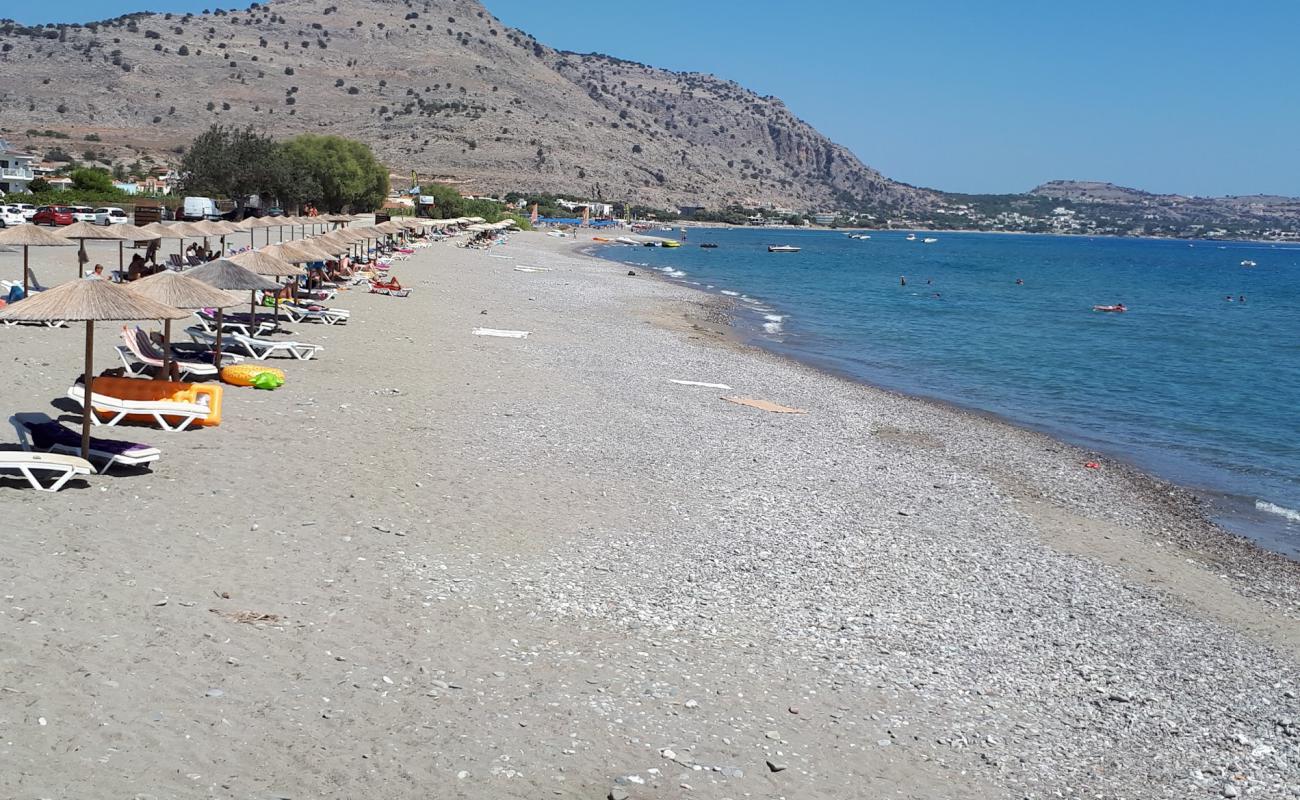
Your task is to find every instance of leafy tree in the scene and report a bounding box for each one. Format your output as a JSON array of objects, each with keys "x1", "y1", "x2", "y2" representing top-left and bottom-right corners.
[
  {"x1": 28, "y1": 177, "x2": 51, "y2": 194},
  {"x1": 180, "y1": 124, "x2": 284, "y2": 212},
  {"x1": 70, "y1": 167, "x2": 115, "y2": 193},
  {"x1": 276, "y1": 134, "x2": 387, "y2": 212},
  {"x1": 416, "y1": 182, "x2": 464, "y2": 218}
]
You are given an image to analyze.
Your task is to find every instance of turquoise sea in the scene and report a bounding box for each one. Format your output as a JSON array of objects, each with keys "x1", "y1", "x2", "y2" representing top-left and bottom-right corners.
[{"x1": 597, "y1": 228, "x2": 1300, "y2": 556}]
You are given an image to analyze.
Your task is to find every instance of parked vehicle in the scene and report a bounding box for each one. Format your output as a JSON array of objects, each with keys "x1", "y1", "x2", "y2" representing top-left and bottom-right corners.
[
  {"x1": 92, "y1": 207, "x2": 129, "y2": 226},
  {"x1": 13, "y1": 203, "x2": 37, "y2": 220},
  {"x1": 32, "y1": 205, "x2": 74, "y2": 226},
  {"x1": 70, "y1": 206, "x2": 96, "y2": 223},
  {"x1": 0, "y1": 205, "x2": 27, "y2": 227},
  {"x1": 181, "y1": 196, "x2": 222, "y2": 221}
]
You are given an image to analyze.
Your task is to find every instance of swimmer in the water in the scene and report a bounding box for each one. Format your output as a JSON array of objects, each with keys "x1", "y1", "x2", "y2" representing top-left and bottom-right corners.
[
  {"x1": 1015, "y1": 278, "x2": 1024, "y2": 285},
  {"x1": 900, "y1": 276, "x2": 907, "y2": 286}
]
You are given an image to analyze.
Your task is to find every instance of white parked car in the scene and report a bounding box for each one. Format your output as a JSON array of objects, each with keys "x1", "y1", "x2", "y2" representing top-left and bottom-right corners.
[
  {"x1": 13, "y1": 203, "x2": 37, "y2": 220},
  {"x1": 0, "y1": 205, "x2": 27, "y2": 227},
  {"x1": 93, "y1": 207, "x2": 129, "y2": 226},
  {"x1": 70, "y1": 206, "x2": 96, "y2": 223}
]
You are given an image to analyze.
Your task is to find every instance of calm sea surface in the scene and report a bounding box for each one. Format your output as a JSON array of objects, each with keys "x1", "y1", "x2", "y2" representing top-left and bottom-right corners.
[{"x1": 597, "y1": 228, "x2": 1300, "y2": 555}]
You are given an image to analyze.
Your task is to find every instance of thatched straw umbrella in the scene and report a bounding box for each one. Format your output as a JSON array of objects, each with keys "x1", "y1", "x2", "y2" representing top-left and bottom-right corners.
[
  {"x1": 105, "y1": 224, "x2": 162, "y2": 274},
  {"x1": 126, "y1": 270, "x2": 242, "y2": 379},
  {"x1": 0, "y1": 224, "x2": 76, "y2": 296},
  {"x1": 0, "y1": 279, "x2": 187, "y2": 460},
  {"x1": 230, "y1": 249, "x2": 306, "y2": 327},
  {"x1": 137, "y1": 222, "x2": 185, "y2": 266},
  {"x1": 185, "y1": 259, "x2": 278, "y2": 364},
  {"x1": 236, "y1": 216, "x2": 270, "y2": 248},
  {"x1": 57, "y1": 221, "x2": 128, "y2": 279}
]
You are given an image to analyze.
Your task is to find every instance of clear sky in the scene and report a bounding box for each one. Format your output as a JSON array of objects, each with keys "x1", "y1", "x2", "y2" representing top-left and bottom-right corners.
[{"x1": 9, "y1": 1, "x2": 1299, "y2": 196}]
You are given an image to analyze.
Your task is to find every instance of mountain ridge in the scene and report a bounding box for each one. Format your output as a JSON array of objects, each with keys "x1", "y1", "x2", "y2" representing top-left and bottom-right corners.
[{"x1": 0, "y1": 0, "x2": 935, "y2": 212}]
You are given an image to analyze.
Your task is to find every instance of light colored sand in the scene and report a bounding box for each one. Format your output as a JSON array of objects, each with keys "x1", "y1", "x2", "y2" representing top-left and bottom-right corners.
[{"x1": 0, "y1": 231, "x2": 1296, "y2": 798}]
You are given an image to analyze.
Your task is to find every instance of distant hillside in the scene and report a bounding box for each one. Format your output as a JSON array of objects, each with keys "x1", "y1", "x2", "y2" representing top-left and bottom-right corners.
[
  {"x1": 0, "y1": 0, "x2": 935, "y2": 212},
  {"x1": 1024, "y1": 180, "x2": 1300, "y2": 238}
]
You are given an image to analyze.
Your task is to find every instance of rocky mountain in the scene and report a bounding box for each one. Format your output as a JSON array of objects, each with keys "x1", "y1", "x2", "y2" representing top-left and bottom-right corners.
[{"x1": 0, "y1": 0, "x2": 936, "y2": 211}]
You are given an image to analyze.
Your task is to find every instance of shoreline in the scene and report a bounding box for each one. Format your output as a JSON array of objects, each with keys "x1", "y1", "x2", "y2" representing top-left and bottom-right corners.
[{"x1": 586, "y1": 235, "x2": 1299, "y2": 556}]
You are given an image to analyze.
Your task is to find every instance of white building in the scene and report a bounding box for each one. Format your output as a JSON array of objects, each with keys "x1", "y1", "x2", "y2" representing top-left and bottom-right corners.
[
  {"x1": 812, "y1": 211, "x2": 838, "y2": 225},
  {"x1": 0, "y1": 141, "x2": 36, "y2": 195}
]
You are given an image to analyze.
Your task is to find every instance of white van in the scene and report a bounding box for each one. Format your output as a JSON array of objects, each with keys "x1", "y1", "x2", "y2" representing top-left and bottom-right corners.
[{"x1": 181, "y1": 196, "x2": 221, "y2": 221}]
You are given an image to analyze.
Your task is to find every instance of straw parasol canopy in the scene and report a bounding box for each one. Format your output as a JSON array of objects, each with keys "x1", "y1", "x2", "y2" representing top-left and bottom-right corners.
[
  {"x1": 58, "y1": 221, "x2": 128, "y2": 278},
  {"x1": 126, "y1": 270, "x2": 242, "y2": 379},
  {"x1": 186, "y1": 258, "x2": 278, "y2": 292},
  {"x1": 0, "y1": 278, "x2": 188, "y2": 461},
  {"x1": 0, "y1": 224, "x2": 77, "y2": 295},
  {"x1": 230, "y1": 249, "x2": 304, "y2": 277},
  {"x1": 374, "y1": 221, "x2": 404, "y2": 235},
  {"x1": 260, "y1": 241, "x2": 320, "y2": 265},
  {"x1": 186, "y1": 259, "x2": 280, "y2": 364}
]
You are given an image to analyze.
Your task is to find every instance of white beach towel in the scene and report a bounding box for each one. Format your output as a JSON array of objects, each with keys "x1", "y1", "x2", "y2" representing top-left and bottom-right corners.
[
  {"x1": 670, "y1": 379, "x2": 733, "y2": 390},
  {"x1": 472, "y1": 328, "x2": 530, "y2": 339}
]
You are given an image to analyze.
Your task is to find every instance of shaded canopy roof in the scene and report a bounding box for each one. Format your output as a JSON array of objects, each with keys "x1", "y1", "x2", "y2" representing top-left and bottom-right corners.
[
  {"x1": 0, "y1": 277, "x2": 188, "y2": 322},
  {"x1": 185, "y1": 258, "x2": 279, "y2": 291},
  {"x1": 126, "y1": 269, "x2": 243, "y2": 309},
  {"x1": 230, "y1": 249, "x2": 305, "y2": 276},
  {"x1": 106, "y1": 223, "x2": 162, "y2": 242},
  {"x1": 58, "y1": 221, "x2": 128, "y2": 241},
  {"x1": 0, "y1": 224, "x2": 77, "y2": 248}
]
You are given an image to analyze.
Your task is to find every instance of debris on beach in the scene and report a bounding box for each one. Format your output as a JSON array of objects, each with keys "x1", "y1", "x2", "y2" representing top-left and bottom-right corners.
[
  {"x1": 472, "y1": 328, "x2": 530, "y2": 339},
  {"x1": 722, "y1": 396, "x2": 807, "y2": 414},
  {"x1": 210, "y1": 609, "x2": 282, "y2": 624}
]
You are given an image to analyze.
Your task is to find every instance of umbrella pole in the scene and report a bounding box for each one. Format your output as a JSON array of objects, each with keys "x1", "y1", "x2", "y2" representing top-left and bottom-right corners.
[
  {"x1": 81, "y1": 321, "x2": 93, "y2": 461},
  {"x1": 214, "y1": 309, "x2": 224, "y2": 366},
  {"x1": 162, "y1": 319, "x2": 173, "y2": 380},
  {"x1": 250, "y1": 290, "x2": 257, "y2": 331},
  {"x1": 119, "y1": 240, "x2": 124, "y2": 273},
  {"x1": 78, "y1": 240, "x2": 86, "y2": 278},
  {"x1": 22, "y1": 246, "x2": 29, "y2": 296}
]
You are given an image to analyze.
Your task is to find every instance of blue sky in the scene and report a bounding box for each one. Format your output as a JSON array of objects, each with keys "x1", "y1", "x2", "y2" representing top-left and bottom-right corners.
[{"x1": 10, "y1": 1, "x2": 1299, "y2": 196}]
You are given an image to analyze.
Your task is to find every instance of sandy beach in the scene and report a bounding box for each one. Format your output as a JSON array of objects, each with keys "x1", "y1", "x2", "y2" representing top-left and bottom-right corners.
[{"x1": 0, "y1": 230, "x2": 1297, "y2": 799}]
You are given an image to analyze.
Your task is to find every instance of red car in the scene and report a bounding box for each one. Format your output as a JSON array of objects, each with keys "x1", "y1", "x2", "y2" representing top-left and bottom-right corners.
[{"x1": 32, "y1": 205, "x2": 74, "y2": 226}]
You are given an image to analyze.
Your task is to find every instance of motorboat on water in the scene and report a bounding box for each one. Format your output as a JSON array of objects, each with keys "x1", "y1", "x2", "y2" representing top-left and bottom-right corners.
[
  {"x1": 1241, "y1": 259, "x2": 1257, "y2": 267},
  {"x1": 923, "y1": 237, "x2": 938, "y2": 244},
  {"x1": 906, "y1": 233, "x2": 917, "y2": 241},
  {"x1": 1092, "y1": 304, "x2": 1128, "y2": 313},
  {"x1": 847, "y1": 233, "x2": 871, "y2": 240},
  {"x1": 661, "y1": 240, "x2": 681, "y2": 248},
  {"x1": 768, "y1": 245, "x2": 801, "y2": 253},
  {"x1": 699, "y1": 243, "x2": 718, "y2": 249}
]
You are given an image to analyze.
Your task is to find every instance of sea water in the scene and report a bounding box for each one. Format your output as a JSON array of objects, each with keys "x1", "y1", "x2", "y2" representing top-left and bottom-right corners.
[{"x1": 599, "y1": 228, "x2": 1300, "y2": 556}]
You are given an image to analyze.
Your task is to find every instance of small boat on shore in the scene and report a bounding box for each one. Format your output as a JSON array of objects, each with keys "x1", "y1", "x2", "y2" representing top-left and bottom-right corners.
[
  {"x1": 1092, "y1": 304, "x2": 1128, "y2": 313},
  {"x1": 615, "y1": 237, "x2": 640, "y2": 245},
  {"x1": 768, "y1": 245, "x2": 800, "y2": 253}
]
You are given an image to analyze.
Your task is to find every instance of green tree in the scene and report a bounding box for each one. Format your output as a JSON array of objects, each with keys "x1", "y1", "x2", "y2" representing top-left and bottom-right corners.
[
  {"x1": 277, "y1": 134, "x2": 388, "y2": 212},
  {"x1": 180, "y1": 124, "x2": 284, "y2": 212},
  {"x1": 70, "y1": 167, "x2": 115, "y2": 193},
  {"x1": 28, "y1": 177, "x2": 51, "y2": 194},
  {"x1": 418, "y1": 182, "x2": 464, "y2": 218}
]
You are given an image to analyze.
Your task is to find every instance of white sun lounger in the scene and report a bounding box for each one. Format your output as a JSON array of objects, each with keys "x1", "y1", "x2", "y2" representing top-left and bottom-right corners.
[
  {"x1": 186, "y1": 327, "x2": 322, "y2": 360},
  {"x1": 67, "y1": 385, "x2": 212, "y2": 432},
  {"x1": 279, "y1": 303, "x2": 350, "y2": 325},
  {"x1": 11, "y1": 413, "x2": 160, "y2": 473},
  {"x1": 0, "y1": 450, "x2": 94, "y2": 491}
]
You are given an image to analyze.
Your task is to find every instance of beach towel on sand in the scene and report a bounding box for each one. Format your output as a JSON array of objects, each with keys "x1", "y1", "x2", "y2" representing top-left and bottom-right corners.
[{"x1": 722, "y1": 396, "x2": 806, "y2": 414}]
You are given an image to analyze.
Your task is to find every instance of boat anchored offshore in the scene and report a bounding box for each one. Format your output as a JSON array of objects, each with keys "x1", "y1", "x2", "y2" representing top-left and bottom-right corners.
[
  {"x1": 699, "y1": 243, "x2": 719, "y2": 249},
  {"x1": 906, "y1": 233, "x2": 917, "y2": 241},
  {"x1": 768, "y1": 245, "x2": 801, "y2": 253},
  {"x1": 923, "y1": 237, "x2": 938, "y2": 243},
  {"x1": 1092, "y1": 303, "x2": 1128, "y2": 313},
  {"x1": 1241, "y1": 260, "x2": 1257, "y2": 267}
]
